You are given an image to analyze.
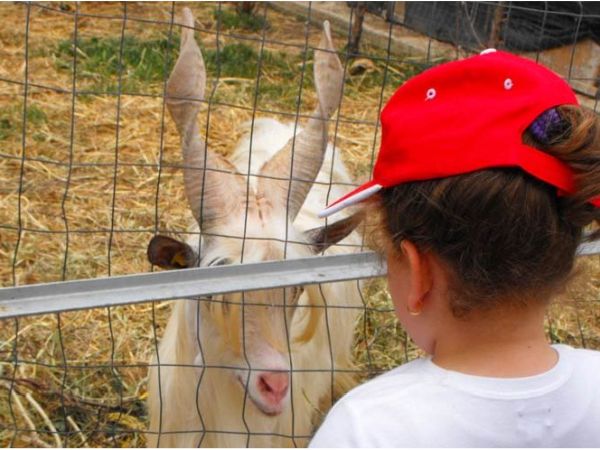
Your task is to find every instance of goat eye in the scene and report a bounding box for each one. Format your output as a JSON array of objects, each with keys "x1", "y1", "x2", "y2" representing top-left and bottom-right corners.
[
  {"x1": 202, "y1": 256, "x2": 230, "y2": 267},
  {"x1": 213, "y1": 294, "x2": 229, "y2": 313},
  {"x1": 288, "y1": 287, "x2": 303, "y2": 305},
  {"x1": 285, "y1": 287, "x2": 304, "y2": 321}
]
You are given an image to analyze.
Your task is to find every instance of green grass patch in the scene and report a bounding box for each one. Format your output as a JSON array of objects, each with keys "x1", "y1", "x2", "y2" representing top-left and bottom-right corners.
[
  {"x1": 205, "y1": 42, "x2": 297, "y2": 78},
  {"x1": 205, "y1": 43, "x2": 262, "y2": 78},
  {"x1": 55, "y1": 35, "x2": 179, "y2": 93},
  {"x1": 0, "y1": 103, "x2": 47, "y2": 140},
  {"x1": 0, "y1": 117, "x2": 11, "y2": 140},
  {"x1": 53, "y1": 33, "x2": 427, "y2": 110},
  {"x1": 54, "y1": 34, "x2": 303, "y2": 106},
  {"x1": 27, "y1": 103, "x2": 47, "y2": 124}
]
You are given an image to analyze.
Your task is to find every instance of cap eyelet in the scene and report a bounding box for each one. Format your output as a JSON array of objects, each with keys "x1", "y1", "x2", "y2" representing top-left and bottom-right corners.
[
  {"x1": 426, "y1": 88, "x2": 436, "y2": 101},
  {"x1": 504, "y1": 78, "x2": 513, "y2": 90}
]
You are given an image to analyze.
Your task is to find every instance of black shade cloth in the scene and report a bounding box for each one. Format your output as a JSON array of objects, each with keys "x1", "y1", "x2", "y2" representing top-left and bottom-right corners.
[{"x1": 402, "y1": 2, "x2": 600, "y2": 52}]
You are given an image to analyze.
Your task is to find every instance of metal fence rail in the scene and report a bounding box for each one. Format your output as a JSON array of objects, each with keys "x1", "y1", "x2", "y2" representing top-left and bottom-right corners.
[
  {"x1": 0, "y1": 252, "x2": 384, "y2": 319},
  {"x1": 1, "y1": 240, "x2": 599, "y2": 320}
]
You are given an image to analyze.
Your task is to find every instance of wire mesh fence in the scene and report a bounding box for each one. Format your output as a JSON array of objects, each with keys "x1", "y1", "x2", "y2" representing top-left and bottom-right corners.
[{"x1": 0, "y1": 1, "x2": 599, "y2": 447}]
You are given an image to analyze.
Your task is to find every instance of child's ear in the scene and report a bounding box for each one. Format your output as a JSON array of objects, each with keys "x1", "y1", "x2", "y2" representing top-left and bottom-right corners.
[
  {"x1": 400, "y1": 240, "x2": 433, "y2": 312},
  {"x1": 147, "y1": 235, "x2": 196, "y2": 269}
]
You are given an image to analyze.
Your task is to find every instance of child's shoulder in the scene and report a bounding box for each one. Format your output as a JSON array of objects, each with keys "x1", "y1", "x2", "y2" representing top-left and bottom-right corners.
[
  {"x1": 310, "y1": 358, "x2": 438, "y2": 447},
  {"x1": 339, "y1": 345, "x2": 600, "y2": 408},
  {"x1": 341, "y1": 357, "x2": 437, "y2": 405},
  {"x1": 311, "y1": 346, "x2": 600, "y2": 447},
  {"x1": 556, "y1": 343, "x2": 600, "y2": 371}
]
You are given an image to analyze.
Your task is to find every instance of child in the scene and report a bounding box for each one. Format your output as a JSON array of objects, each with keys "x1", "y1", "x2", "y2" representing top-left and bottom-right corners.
[{"x1": 310, "y1": 49, "x2": 600, "y2": 447}]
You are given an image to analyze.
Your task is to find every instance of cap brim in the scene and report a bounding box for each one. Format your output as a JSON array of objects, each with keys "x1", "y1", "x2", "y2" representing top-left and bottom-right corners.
[{"x1": 318, "y1": 181, "x2": 382, "y2": 218}]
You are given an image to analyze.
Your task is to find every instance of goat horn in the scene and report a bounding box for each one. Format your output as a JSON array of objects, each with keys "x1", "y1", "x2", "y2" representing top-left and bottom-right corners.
[
  {"x1": 167, "y1": 8, "x2": 246, "y2": 229},
  {"x1": 256, "y1": 20, "x2": 344, "y2": 222}
]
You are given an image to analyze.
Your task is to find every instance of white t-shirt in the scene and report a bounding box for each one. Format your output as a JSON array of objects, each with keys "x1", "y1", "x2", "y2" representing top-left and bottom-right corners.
[{"x1": 310, "y1": 345, "x2": 600, "y2": 447}]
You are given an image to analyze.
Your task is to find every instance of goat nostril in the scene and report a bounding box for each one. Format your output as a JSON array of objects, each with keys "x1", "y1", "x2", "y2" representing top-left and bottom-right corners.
[
  {"x1": 259, "y1": 375, "x2": 273, "y2": 393},
  {"x1": 258, "y1": 372, "x2": 289, "y2": 398}
]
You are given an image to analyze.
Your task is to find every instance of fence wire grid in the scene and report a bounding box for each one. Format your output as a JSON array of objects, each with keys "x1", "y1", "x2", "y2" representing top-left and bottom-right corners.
[{"x1": 1, "y1": 1, "x2": 599, "y2": 447}]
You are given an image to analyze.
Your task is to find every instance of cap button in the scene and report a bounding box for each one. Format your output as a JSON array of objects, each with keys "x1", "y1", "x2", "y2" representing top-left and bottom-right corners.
[{"x1": 480, "y1": 48, "x2": 497, "y2": 55}]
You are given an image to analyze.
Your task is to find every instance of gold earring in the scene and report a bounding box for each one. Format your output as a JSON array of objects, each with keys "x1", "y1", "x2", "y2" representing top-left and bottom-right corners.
[{"x1": 406, "y1": 305, "x2": 422, "y2": 316}]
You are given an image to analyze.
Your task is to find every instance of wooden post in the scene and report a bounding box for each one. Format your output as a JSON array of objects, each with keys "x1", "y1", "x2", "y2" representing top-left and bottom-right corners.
[
  {"x1": 488, "y1": 2, "x2": 506, "y2": 48},
  {"x1": 348, "y1": 2, "x2": 368, "y2": 57},
  {"x1": 236, "y1": 2, "x2": 257, "y2": 15}
]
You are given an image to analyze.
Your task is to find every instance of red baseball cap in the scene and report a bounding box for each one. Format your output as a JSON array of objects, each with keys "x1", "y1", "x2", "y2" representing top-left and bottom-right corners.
[{"x1": 319, "y1": 49, "x2": 600, "y2": 218}]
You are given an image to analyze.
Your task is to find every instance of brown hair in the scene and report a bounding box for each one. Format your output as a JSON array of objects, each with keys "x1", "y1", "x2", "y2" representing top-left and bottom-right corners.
[{"x1": 371, "y1": 105, "x2": 600, "y2": 317}]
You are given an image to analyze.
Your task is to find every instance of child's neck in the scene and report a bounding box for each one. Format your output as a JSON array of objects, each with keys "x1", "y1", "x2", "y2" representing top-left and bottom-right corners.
[{"x1": 431, "y1": 304, "x2": 557, "y2": 378}]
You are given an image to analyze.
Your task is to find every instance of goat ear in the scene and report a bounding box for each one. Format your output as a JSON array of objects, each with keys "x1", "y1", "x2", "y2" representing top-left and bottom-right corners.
[
  {"x1": 304, "y1": 212, "x2": 364, "y2": 253},
  {"x1": 147, "y1": 235, "x2": 196, "y2": 269}
]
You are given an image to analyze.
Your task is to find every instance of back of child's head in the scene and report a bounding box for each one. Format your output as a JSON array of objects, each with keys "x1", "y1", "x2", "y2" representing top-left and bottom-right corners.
[
  {"x1": 376, "y1": 106, "x2": 600, "y2": 317},
  {"x1": 319, "y1": 51, "x2": 600, "y2": 317}
]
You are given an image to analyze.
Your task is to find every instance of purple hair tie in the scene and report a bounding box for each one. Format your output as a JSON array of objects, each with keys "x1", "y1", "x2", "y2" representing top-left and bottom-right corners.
[{"x1": 529, "y1": 108, "x2": 565, "y2": 144}]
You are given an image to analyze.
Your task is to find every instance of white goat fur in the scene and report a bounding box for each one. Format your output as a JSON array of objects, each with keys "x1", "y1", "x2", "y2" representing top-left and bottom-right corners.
[{"x1": 147, "y1": 119, "x2": 363, "y2": 448}]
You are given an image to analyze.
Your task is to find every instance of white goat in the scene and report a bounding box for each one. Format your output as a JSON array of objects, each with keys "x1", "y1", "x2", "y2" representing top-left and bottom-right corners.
[{"x1": 146, "y1": 9, "x2": 363, "y2": 448}]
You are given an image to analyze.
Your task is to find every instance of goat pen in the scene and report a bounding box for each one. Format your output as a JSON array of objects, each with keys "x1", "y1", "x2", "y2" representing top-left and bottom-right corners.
[{"x1": 1, "y1": 2, "x2": 600, "y2": 447}]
